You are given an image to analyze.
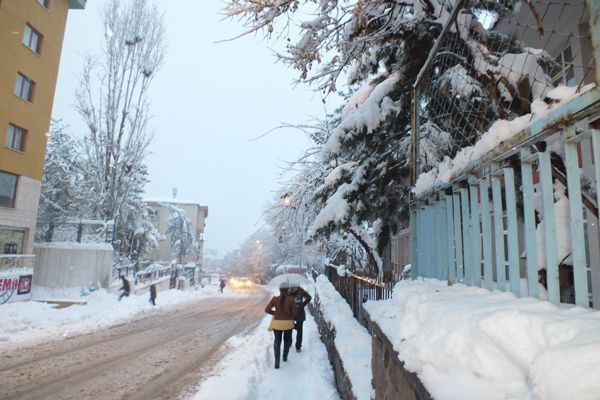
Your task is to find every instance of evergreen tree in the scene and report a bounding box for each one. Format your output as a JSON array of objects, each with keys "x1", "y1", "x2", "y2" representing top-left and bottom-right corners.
[
  {"x1": 38, "y1": 120, "x2": 89, "y2": 223},
  {"x1": 165, "y1": 204, "x2": 196, "y2": 264},
  {"x1": 226, "y1": 0, "x2": 556, "y2": 274}
]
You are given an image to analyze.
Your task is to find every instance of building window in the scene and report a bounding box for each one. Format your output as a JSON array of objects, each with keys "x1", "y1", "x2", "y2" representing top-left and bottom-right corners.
[
  {"x1": 22, "y1": 24, "x2": 42, "y2": 54},
  {"x1": 0, "y1": 171, "x2": 18, "y2": 208},
  {"x1": 5, "y1": 124, "x2": 26, "y2": 152},
  {"x1": 552, "y1": 46, "x2": 576, "y2": 86},
  {"x1": 14, "y1": 73, "x2": 34, "y2": 102},
  {"x1": 36, "y1": 0, "x2": 49, "y2": 9},
  {"x1": 0, "y1": 229, "x2": 25, "y2": 255}
]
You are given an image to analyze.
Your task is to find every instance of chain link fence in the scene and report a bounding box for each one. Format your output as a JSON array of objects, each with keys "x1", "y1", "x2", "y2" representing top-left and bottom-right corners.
[
  {"x1": 412, "y1": 0, "x2": 595, "y2": 179},
  {"x1": 35, "y1": 220, "x2": 113, "y2": 244}
]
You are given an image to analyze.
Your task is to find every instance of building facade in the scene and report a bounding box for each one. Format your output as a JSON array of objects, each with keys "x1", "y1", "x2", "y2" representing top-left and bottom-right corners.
[
  {"x1": 0, "y1": 0, "x2": 85, "y2": 261},
  {"x1": 144, "y1": 197, "x2": 208, "y2": 266}
]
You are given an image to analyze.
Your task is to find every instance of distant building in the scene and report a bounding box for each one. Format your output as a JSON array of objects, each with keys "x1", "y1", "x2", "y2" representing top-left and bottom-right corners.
[
  {"x1": 0, "y1": 0, "x2": 85, "y2": 261},
  {"x1": 144, "y1": 197, "x2": 208, "y2": 266}
]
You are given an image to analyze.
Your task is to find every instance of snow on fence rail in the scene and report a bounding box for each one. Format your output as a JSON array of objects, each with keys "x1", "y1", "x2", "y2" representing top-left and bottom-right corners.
[{"x1": 410, "y1": 0, "x2": 600, "y2": 309}]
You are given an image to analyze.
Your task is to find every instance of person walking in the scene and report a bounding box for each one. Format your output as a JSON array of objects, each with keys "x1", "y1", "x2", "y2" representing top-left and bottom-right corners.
[
  {"x1": 219, "y1": 278, "x2": 226, "y2": 294},
  {"x1": 118, "y1": 276, "x2": 130, "y2": 301},
  {"x1": 149, "y1": 283, "x2": 157, "y2": 306},
  {"x1": 265, "y1": 282, "x2": 296, "y2": 369},
  {"x1": 291, "y1": 286, "x2": 312, "y2": 352}
]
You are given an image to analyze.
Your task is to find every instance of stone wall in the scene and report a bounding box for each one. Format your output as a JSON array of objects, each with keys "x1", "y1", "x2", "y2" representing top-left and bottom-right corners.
[
  {"x1": 310, "y1": 297, "x2": 357, "y2": 400},
  {"x1": 364, "y1": 309, "x2": 432, "y2": 400}
]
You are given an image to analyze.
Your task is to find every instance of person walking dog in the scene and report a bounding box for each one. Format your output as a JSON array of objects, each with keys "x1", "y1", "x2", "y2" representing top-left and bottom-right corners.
[
  {"x1": 265, "y1": 282, "x2": 296, "y2": 369},
  {"x1": 291, "y1": 286, "x2": 311, "y2": 352}
]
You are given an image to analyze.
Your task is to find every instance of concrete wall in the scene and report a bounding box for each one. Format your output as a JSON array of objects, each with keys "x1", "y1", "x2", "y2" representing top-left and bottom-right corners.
[
  {"x1": 33, "y1": 242, "x2": 113, "y2": 288},
  {"x1": 310, "y1": 301, "x2": 357, "y2": 400},
  {"x1": 365, "y1": 309, "x2": 432, "y2": 400}
]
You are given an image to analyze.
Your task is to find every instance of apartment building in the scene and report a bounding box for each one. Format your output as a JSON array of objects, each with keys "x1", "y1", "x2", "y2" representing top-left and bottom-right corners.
[
  {"x1": 144, "y1": 197, "x2": 209, "y2": 266},
  {"x1": 0, "y1": 0, "x2": 85, "y2": 259}
]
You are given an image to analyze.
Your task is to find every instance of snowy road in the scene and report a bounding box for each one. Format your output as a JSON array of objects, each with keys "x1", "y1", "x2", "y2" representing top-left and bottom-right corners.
[{"x1": 0, "y1": 288, "x2": 271, "y2": 400}]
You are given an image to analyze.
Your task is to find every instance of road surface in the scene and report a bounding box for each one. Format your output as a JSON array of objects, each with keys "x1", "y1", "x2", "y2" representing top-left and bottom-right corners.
[{"x1": 0, "y1": 288, "x2": 271, "y2": 400}]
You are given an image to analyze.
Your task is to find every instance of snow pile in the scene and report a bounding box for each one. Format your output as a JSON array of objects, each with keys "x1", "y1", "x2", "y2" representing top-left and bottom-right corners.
[
  {"x1": 0, "y1": 286, "x2": 247, "y2": 349},
  {"x1": 413, "y1": 83, "x2": 596, "y2": 197},
  {"x1": 365, "y1": 279, "x2": 600, "y2": 400},
  {"x1": 315, "y1": 275, "x2": 373, "y2": 400},
  {"x1": 192, "y1": 314, "x2": 339, "y2": 400}
]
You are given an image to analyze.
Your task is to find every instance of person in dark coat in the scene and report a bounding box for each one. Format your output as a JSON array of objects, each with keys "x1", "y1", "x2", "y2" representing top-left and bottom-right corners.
[
  {"x1": 291, "y1": 286, "x2": 312, "y2": 352},
  {"x1": 149, "y1": 284, "x2": 157, "y2": 306},
  {"x1": 265, "y1": 282, "x2": 296, "y2": 369},
  {"x1": 118, "y1": 276, "x2": 130, "y2": 301},
  {"x1": 219, "y1": 278, "x2": 226, "y2": 293}
]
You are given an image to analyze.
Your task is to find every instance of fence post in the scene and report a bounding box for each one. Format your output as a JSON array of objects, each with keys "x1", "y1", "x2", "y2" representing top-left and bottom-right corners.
[
  {"x1": 452, "y1": 191, "x2": 464, "y2": 282},
  {"x1": 538, "y1": 151, "x2": 560, "y2": 304},
  {"x1": 491, "y1": 171, "x2": 506, "y2": 290},
  {"x1": 479, "y1": 177, "x2": 494, "y2": 290},
  {"x1": 564, "y1": 125, "x2": 589, "y2": 306},
  {"x1": 445, "y1": 193, "x2": 455, "y2": 283},
  {"x1": 76, "y1": 222, "x2": 83, "y2": 243},
  {"x1": 459, "y1": 188, "x2": 472, "y2": 285},
  {"x1": 503, "y1": 167, "x2": 520, "y2": 296},
  {"x1": 45, "y1": 221, "x2": 54, "y2": 242},
  {"x1": 520, "y1": 149, "x2": 539, "y2": 298},
  {"x1": 469, "y1": 181, "x2": 482, "y2": 287},
  {"x1": 410, "y1": 206, "x2": 419, "y2": 279}
]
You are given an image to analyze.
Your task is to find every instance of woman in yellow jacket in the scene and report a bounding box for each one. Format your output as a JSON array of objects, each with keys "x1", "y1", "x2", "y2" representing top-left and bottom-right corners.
[{"x1": 265, "y1": 282, "x2": 296, "y2": 369}]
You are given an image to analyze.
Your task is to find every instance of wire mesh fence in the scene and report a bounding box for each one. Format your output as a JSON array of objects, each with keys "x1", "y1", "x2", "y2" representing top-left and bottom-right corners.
[
  {"x1": 35, "y1": 220, "x2": 113, "y2": 244},
  {"x1": 412, "y1": 0, "x2": 595, "y2": 178}
]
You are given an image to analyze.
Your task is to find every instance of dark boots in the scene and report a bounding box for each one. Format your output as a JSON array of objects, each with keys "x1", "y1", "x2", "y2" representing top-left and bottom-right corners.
[{"x1": 274, "y1": 340, "x2": 281, "y2": 369}]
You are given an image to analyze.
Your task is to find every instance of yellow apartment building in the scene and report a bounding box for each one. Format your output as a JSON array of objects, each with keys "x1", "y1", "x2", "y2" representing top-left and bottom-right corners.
[{"x1": 0, "y1": 0, "x2": 85, "y2": 259}]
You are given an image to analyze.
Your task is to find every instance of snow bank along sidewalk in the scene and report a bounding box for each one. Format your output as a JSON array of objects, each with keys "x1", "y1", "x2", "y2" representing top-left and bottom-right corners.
[
  {"x1": 365, "y1": 279, "x2": 600, "y2": 400},
  {"x1": 315, "y1": 275, "x2": 373, "y2": 400},
  {"x1": 191, "y1": 313, "x2": 339, "y2": 400},
  {"x1": 0, "y1": 285, "x2": 247, "y2": 349}
]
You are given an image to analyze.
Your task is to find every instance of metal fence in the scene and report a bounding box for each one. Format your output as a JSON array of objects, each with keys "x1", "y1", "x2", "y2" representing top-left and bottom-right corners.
[
  {"x1": 411, "y1": 0, "x2": 600, "y2": 308},
  {"x1": 324, "y1": 264, "x2": 394, "y2": 326},
  {"x1": 35, "y1": 220, "x2": 113, "y2": 244}
]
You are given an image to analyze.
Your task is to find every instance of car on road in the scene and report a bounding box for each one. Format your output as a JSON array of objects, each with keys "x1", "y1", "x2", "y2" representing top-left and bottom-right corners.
[{"x1": 229, "y1": 276, "x2": 253, "y2": 289}]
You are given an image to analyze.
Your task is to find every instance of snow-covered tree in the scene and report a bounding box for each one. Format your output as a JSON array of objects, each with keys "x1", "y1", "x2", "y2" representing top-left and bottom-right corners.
[
  {"x1": 225, "y1": 0, "x2": 558, "y2": 274},
  {"x1": 118, "y1": 200, "x2": 162, "y2": 260},
  {"x1": 165, "y1": 204, "x2": 196, "y2": 264},
  {"x1": 222, "y1": 229, "x2": 281, "y2": 284},
  {"x1": 38, "y1": 120, "x2": 90, "y2": 223},
  {"x1": 76, "y1": 0, "x2": 165, "y2": 227}
]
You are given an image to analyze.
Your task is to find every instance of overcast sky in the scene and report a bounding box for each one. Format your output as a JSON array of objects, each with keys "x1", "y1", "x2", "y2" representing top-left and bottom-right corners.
[{"x1": 52, "y1": 1, "x2": 340, "y2": 257}]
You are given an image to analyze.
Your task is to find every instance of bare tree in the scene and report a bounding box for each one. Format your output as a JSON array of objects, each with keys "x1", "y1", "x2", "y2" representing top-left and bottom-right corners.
[{"x1": 76, "y1": 0, "x2": 166, "y2": 224}]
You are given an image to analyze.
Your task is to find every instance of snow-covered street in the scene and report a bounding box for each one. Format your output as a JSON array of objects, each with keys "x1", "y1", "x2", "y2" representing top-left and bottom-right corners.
[
  {"x1": 0, "y1": 283, "x2": 342, "y2": 400},
  {"x1": 0, "y1": 287, "x2": 273, "y2": 400}
]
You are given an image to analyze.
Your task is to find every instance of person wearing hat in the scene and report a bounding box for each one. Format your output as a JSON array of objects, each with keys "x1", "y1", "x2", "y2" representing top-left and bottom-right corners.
[{"x1": 265, "y1": 281, "x2": 296, "y2": 369}]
